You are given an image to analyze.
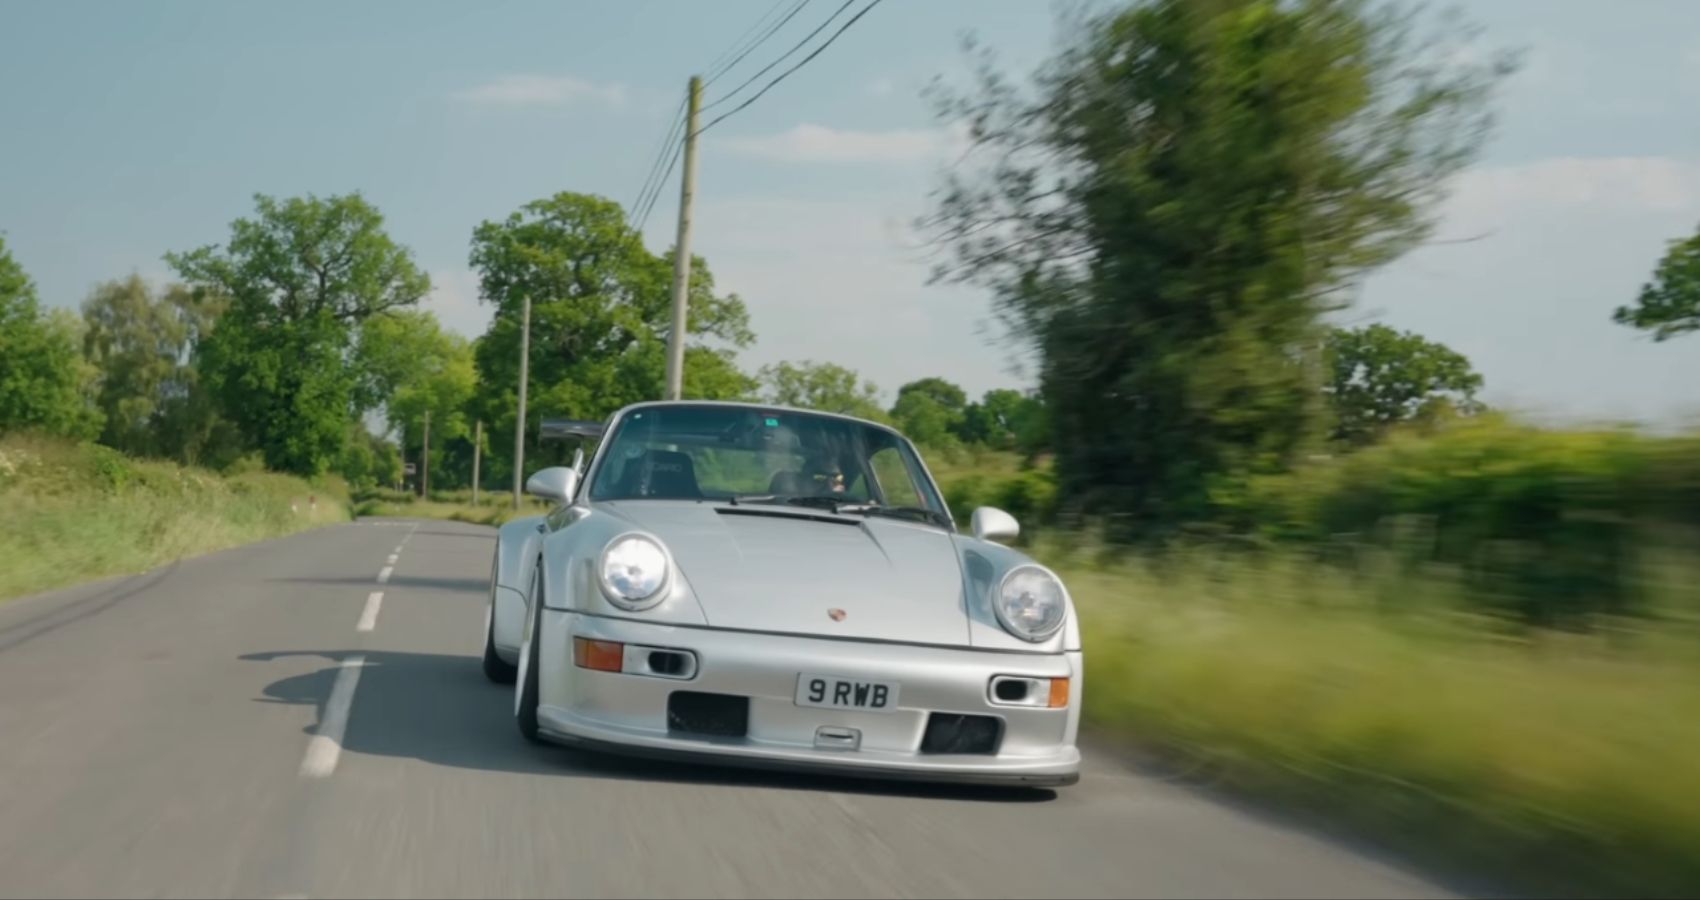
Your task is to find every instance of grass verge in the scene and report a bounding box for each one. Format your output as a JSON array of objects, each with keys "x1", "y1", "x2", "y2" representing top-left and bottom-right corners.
[
  {"x1": 1041, "y1": 535, "x2": 1700, "y2": 899},
  {"x1": 0, "y1": 434, "x2": 350, "y2": 603},
  {"x1": 351, "y1": 490, "x2": 549, "y2": 526}
]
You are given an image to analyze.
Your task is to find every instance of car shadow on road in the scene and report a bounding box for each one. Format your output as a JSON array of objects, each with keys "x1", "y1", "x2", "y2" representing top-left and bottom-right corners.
[{"x1": 241, "y1": 648, "x2": 1056, "y2": 805}]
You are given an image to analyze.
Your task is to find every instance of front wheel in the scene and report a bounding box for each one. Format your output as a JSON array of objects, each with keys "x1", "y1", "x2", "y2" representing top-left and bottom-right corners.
[
  {"x1": 514, "y1": 565, "x2": 544, "y2": 743},
  {"x1": 481, "y1": 601, "x2": 517, "y2": 684}
]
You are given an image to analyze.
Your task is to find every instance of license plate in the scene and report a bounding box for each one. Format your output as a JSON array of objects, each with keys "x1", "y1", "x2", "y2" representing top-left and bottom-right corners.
[{"x1": 795, "y1": 673, "x2": 900, "y2": 712}]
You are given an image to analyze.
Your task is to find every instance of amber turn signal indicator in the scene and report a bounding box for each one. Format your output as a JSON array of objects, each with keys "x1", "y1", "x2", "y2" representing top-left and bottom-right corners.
[{"x1": 573, "y1": 637, "x2": 624, "y2": 672}]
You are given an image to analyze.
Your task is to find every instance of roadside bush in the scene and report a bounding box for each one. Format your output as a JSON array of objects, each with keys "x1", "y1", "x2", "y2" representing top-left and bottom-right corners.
[
  {"x1": 0, "y1": 432, "x2": 348, "y2": 602},
  {"x1": 1218, "y1": 415, "x2": 1700, "y2": 625}
]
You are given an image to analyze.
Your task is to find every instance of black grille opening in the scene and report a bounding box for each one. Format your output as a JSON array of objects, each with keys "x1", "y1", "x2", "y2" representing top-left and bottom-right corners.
[
  {"x1": 648, "y1": 650, "x2": 688, "y2": 676},
  {"x1": 920, "y1": 713, "x2": 1002, "y2": 755},
  {"x1": 993, "y1": 679, "x2": 1029, "y2": 703},
  {"x1": 667, "y1": 691, "x2": 749, "y2": 738}
]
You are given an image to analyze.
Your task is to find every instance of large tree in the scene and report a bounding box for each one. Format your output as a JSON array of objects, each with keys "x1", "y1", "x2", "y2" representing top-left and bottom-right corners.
[
  {"x1": 1614, "y1": 224, "x2": 1700, "y2": 342},
  {"x1": 889, "y1": 377, "x2": 968, "y2": 446},
  {"x1": 921, "y1": 0, "x2": 1511, "y2": 531},
  {"x1": 469, "y1": 192, "x2": 754, "y2": 476},
  {"x1": 80, "y1": 275, "x2": 230, "y2": 460},
  {"x1": 758, "y1": 360, "x2": 886, "y2": 421},
  {"x1": 0, "y1": 237, "x2": 101, "y2": 439},
  {"x1": 1324, "y1": 323, "x2": 1482, "y2": 445},
  {"x1": 167, "y1": 193, "x2": 429, "y2": 475}
]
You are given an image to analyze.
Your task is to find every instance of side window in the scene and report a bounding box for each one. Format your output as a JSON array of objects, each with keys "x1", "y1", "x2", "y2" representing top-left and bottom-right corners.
[{"x1": 869, "y1": 447, "x2": 923, "y2": 507}]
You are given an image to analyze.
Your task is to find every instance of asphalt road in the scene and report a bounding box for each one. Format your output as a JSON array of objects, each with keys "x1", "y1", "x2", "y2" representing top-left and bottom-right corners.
[{"x1": 0, "y1": 518, "x2": 1469, "y2": 899}]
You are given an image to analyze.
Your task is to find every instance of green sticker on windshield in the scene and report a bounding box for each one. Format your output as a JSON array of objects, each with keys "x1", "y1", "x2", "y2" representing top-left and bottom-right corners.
[{"x1": 765, "y1": 417, "x2": 779, "y2": 427}]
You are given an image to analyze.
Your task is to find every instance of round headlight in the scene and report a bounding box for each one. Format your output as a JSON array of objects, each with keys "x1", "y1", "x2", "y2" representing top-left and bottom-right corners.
[
  {"x1": 994, "y1": 565, "x2": 1067, "y2": 642},
  {"x1": 598, "y1": 534, "x2": 671, "y2": 609}
]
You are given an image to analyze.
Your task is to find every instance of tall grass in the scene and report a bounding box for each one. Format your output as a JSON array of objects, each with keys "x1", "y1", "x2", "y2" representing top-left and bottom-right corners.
[
  {"x1": 1044, "y1": 534, "x2": 1700, "y2": 899},
  {"x1": 0, "y1": 434, "x2": 349, "y2": 603}
]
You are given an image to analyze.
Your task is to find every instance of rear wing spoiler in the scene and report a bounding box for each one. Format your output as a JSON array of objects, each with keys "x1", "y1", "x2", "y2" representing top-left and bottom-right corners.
[{"x1": 539, "y1": 418, "x2": 607, "y2": 441}]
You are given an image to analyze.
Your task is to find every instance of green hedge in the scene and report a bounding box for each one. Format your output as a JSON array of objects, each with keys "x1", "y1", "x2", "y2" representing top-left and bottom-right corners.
[
  {"x1": 1217, "y1": 416, "x2": 1700, "y2": 624},
  {"x1": 939, "y1": 468, "x2": 1060, "y2": 535}
]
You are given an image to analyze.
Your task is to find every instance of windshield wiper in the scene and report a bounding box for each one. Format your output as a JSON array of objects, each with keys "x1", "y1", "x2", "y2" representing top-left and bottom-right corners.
[
  {"x1": 854, "y1": 505, "x2": 954, "y2": 528},
  {"x1": 787, "y1": 497, "x2": 953, "y2": 528}
]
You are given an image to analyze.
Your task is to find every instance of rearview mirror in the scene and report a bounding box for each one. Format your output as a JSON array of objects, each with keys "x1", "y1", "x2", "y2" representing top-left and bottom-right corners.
[
  {"x1": 524, "y1": 466, "x2": 579, "y2": 504},
  {"x1": 970, "y1": 506, "x2": 1020, "y2": 544}
]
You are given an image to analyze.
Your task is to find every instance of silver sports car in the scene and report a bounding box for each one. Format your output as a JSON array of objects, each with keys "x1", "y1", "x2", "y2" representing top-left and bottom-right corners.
[{"x1": 481, "y1": 400, "x2": 1081, "y2": 787}]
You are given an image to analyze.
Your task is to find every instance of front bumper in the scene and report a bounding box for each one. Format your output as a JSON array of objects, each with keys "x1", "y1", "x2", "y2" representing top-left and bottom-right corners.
[{"x1": 534, "y1": 611, "x2": 1082, "y2": 786}]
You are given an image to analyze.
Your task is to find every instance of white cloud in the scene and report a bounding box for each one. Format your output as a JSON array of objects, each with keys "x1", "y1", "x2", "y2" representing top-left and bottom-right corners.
[
  {"x1": 420, "y1": 269, "x2": 491, "y2": 339},
  {"x1": 716, "y1": 124, "x2": 962, "y2": 165},
  {"x1": 451, "y1": 75, "x2": 628, "y2": 108},
  {"x1": 1443, "y1": 156, "x2": 1700, "y2": 227}
]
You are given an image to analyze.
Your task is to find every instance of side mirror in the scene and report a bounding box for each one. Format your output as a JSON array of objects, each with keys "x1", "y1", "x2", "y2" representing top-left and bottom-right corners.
[
  {"x1": 970, "y1": 506, "x2": 1020, "y2": 544},
  {"x1": 524, "y1": 466, "x2": 579, "y2": 504}
]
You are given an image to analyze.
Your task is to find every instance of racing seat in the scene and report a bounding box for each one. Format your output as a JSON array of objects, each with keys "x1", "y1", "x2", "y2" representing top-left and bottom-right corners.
[{"x1": 624, "y1": 449, "x2": 702, "y2": 499}]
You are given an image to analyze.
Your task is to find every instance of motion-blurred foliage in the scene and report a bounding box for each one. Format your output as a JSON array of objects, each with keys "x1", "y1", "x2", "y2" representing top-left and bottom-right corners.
[{"x1": 1219, "y1": 415, "x2": 1700, "y2": 625}]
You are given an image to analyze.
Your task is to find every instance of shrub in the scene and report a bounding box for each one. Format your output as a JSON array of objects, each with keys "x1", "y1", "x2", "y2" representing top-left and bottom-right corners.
[{"x1": 1217, "y1": 416, "x2": 1700, "y2": 625}]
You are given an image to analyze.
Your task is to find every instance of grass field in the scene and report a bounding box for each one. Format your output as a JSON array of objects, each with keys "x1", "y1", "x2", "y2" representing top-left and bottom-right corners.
[
  {"x1": 0, "y1": 434, "x2": 349, "y2": 603},
  {"x1": 1043, "y1": 535, "x2": 1700, "y2": 899}
]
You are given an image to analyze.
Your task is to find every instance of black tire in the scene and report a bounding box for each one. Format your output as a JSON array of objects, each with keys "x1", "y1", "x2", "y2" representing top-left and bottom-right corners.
[
  {"x1": 482, "y1": 602, "x2": 517, "y2": 684},
  {"x1": 515, "y1": 568, "x2": 544, "y2": 744}
]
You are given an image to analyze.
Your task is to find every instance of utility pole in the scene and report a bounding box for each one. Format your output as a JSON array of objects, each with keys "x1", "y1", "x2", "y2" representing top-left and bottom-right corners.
[
  {"x1": 663, "y1": 75, "x2": 702, "y2": 401},
  {"x1": 512, "y1": 293, "x2": 532, "y2": 510},
  {"x1": 472, "y1": 419, "x2": 482, "y2": 507},
  {"x1": 421, "y1": 409, "x2": 430, "y2": 500}
]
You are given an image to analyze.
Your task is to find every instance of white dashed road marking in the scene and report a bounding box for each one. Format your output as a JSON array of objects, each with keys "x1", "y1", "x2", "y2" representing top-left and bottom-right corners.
[
  {"x1": 376, "y1": 566, "x2": 393, "y2": 584},
  {"x1": 299, "y1": 655, "x2": 365, "y2": 778},
  {"x1": 386, "y1": 554, "x2": 398, "y2": 564},
  {"x1": 357, "y1": 591, "x2": 383, "y2": 633}
]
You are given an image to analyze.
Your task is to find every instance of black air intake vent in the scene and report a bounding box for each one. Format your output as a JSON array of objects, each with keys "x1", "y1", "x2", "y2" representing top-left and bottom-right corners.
[
  {"x1": 666, "y1": 691, "x2": 749, "y2": 739},
  {"x1": 920, "y1": 713, "x2": 1002, "y2": 755}
]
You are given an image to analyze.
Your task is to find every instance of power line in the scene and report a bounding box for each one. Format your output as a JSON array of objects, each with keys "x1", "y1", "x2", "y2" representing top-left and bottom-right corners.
[
  {"x1": 628, "y1": 0, "x2": 802, "y2": 232},
  {"x1": 705, "y1": 0, "x2": 812, "y2": 87},
  {"x1": 634, "y1": 125, "x2": 688, "y2": 233},
  {"x1": 694, "y1": 0, "x2": 886, "y2": 139},
  {"x1": 702, "y1": 0, "x2": 795, "y2": 83},
  {"x1": 702, "y1": 0, "x2": 854, "y2": 113},
  {"x1": 628, "y1": 93, "x2": 688, "y2": 220}
]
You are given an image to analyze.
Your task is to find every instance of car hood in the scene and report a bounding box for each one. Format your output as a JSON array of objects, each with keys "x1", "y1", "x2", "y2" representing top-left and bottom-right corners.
[{"x1": 601, "y1": 501, "x2": 970, "y2": 646}]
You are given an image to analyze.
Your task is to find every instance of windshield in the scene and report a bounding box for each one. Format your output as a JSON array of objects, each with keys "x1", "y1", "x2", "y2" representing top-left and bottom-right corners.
[{"x1": 587, "y1": 405, "x2": 949, "y2": 520}]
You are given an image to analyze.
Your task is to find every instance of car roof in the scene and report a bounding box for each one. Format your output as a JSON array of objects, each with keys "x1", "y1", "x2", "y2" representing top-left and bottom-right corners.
[{"x1": 609, "y1": 400, "x2": 905, "y2": 439}]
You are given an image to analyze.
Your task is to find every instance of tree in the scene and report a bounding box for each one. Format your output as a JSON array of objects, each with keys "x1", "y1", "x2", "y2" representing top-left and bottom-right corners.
[
  {"x1": 757, "y1": 361, "x2": 885, "y2": 421},
  {"x1": 890, "y1": 377, "x2": 968, "y2": 446},
  {"x1": 167, "y1": 193, "x2": 430, "y2": 475},
  {"x1": 358, "y1": 310, "x2": 477, "y2": 487},
  {"x1": 1324, "y1": 324, "x2": 1482, "y2": 445},
  {"x1": 80, "y1": 275, "x2": 228, "y2": 459},
  {"x1": 960, "y1": 387, "x2": 1049, "y2": 456},
  {"x1": 921, "y1": 0, "x2": 1511, "y2": 531},
  {"x1": 1614, "y1": 224, "x2": 1700, "y2": 341},
  {"x1": 468, "y1": 192, "x2": 754, "y2": 475},
  {"x1": 0, "y1": 236, "x2": 102, "y2": 439}
]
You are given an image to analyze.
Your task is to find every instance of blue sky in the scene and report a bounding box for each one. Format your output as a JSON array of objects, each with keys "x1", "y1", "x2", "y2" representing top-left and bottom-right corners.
[{"x1": 3, "y1": 0, "x2": 1698, "y2": 425}]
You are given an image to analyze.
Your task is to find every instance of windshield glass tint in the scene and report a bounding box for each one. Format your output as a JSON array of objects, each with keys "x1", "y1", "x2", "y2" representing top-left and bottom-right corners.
[{"x1": 588, "y1": 405, "x2": 946, "y2": 514}]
